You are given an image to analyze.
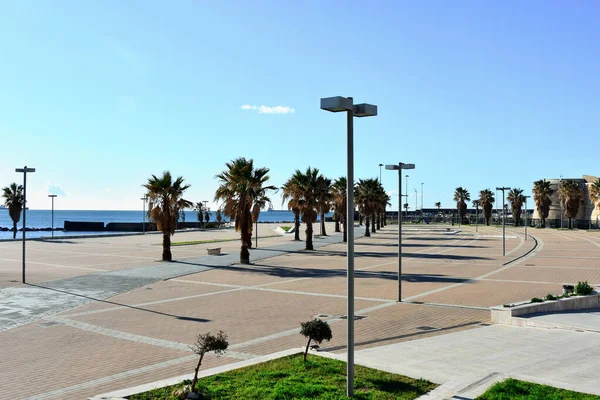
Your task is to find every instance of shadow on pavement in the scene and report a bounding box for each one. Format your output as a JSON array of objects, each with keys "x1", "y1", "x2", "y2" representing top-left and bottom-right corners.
[{"x1": 27, "y1": 283, "x2": 211, "y2": 323}]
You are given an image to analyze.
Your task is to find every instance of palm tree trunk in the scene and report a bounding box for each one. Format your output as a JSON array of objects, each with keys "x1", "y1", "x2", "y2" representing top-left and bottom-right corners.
[
  {"x1": 359, "y1": 215, "x2": 363, "y2": 226},
  {"x1": 334, "y1": 216, "x2": 340, "y2": 233},
  {"x1": 342, "y1": 216, "x2": 347, "y2": 243},
  {"x1": 12, "y1": 222, "x2": 17, "y2": 239},
  {"x1": 320, "y1": 212, "x2": 327, "y2": 236},
  {"x1": 294, "y1": 210, "x2": 301, "y2": 241},
  {"x1": 162, "y1": 232, "x2": 172, "y2": 261},
  {"x1": 306, "y1": 222, "x2": 314, "y2": 250},
  {"x1": 371, "y1": 214, "x2": 376, "y2": 233},
  {"x1": 376, "y1": 214, "x2": 380, "y2": 230},
  {"x1": 240, "y1": 217, "x2": 251, "y2": 264},
  {"x1": 364, "y1": 216, "x2": 370, "y2": 237}
]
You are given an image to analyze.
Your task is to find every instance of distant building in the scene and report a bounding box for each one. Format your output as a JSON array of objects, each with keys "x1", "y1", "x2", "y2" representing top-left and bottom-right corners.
[{"x1": 532, "y1": 175, "x2": 599, "y2": 227}]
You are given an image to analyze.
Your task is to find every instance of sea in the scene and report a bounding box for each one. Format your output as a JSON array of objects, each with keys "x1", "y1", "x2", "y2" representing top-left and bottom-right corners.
[{"x1": 0, "y1": 209, "x2": 333, "y2": 240}]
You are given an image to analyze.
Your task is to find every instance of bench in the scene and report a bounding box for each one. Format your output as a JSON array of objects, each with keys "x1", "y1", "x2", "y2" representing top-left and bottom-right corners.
[{"x1": 207, "y1": 247, "x2": 221, "y2": 255}]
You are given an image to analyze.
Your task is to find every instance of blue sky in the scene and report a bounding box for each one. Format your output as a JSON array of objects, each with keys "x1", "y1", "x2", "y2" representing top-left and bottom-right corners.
[{"x1": 1, "y1": 1, "x2": 599, "y2": 211}]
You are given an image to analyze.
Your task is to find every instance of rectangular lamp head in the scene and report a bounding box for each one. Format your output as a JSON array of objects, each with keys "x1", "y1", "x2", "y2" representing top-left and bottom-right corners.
[
  {"x1": 48, "y1": 194, "x2": 57, "y2": 198},
  {"x1": 385, "y1": 165, "x2": 399, "y2": 170},
  {"x1": 496, "y1": 187, "x2": 511, "y2": 191},
  {"x1": 353, "y1": 103, "x2": 377, "y2": 117},
  {"x1": 320, "y1": 96, "x2": 353, "y2": 112},
  {"x1": 16, "y1": 168, "x2": 36, "y2": 173},
  {"x1": 401, "y1": 163, "x2": 415, "y2": 170}
]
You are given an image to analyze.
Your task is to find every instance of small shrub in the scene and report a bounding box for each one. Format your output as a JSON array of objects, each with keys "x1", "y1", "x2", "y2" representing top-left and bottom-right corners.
[
  {"x1": 281, "y1": 226, "x2": 291, "y2": 232},
  {"x1": 300, "y1": 319, "x2": 332, "y2": 361},
  {"x1": 545, "y1": 294, "x2": 557, "y2": 301},
  {"x1": 531, "y1": 297, "x2": 544, "y2": 303},
  {"x1": 189, "y1": 331, "x2": 229, "y2": 393},
  {"x1": 575, "y1": 281, "x2": 594, "y2": 295},
  {"x1": 503, "y1": 304, "x2": 515, "y2": 308}
]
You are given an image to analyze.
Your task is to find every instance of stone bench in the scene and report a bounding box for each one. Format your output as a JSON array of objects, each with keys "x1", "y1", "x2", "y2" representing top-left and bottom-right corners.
[{"x1": 207, "y1": 247, "x2": 221, "y2": 255}]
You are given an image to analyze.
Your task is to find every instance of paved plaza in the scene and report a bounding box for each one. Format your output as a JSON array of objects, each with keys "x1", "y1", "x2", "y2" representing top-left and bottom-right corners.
[{"x1": 1, "y1": 223, "x2": 600, "y2": 399}]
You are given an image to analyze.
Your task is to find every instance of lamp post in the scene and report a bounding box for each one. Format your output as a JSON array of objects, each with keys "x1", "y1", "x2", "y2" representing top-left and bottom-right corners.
[
  {"x1": 140, "y1": 196, "x2": 147, "y2": 234},
  {"x1": 524, "y1": 195, "x2": 530, "y2": 240},
  {"x1": 496, "y1": 187, "x2": 511, "y2": 255},
  {"x1": 404, "y1": 175, "x2": 409, "y2": 220},
  {"x1": 321, "y1": 96, "x2": 377, "y2": 397},
  {"x1": 421, "y1": 183, "x2": 424, "y2": 217},
  {"x1": 386, "y1": 163, "x2": 415, "y2": 302},
  {"x1": 202, "y1": 201, "x2": 208, "y2": 229},
  {"x1": 414, "y1": 189, "x2": 417, "y2": 222},
  {"x1": 16, "y1": 166, "x2": 35, "y2": 283},
  {"x1": 48, "y1": 195, "x2": 57, "y2": 238},
  {"x1": 559, "y1": 175, "x2": 563, "y2": 229},
  {"x1": 378, "y1": 164, "x2": 383, "y2": 182}
]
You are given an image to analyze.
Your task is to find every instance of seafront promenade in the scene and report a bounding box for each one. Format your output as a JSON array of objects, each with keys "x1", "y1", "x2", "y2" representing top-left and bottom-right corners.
[{"x1": 1, "y1": 224, "x2": 600, "y2": 399}]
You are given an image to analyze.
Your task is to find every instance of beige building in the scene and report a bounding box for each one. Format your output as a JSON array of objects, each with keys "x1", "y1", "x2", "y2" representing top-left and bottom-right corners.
[{"x1": 532, "y1": 175, "x2": 600, "y2": 226}]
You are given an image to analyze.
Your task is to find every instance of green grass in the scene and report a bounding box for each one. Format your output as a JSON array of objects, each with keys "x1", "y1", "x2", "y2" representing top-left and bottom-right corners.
[
  {"x1": 280, "y1": 226, "x2": 292, "y2": 232},
  {"x1": 170, "y1": 235, "x2": 280, "y2": 247},
  {"x1": 477, "y1": 378, "x2": 600, "y2": 400},
  {"x1": 128, "y1": 353, "x2": 436, "y2": 400}
]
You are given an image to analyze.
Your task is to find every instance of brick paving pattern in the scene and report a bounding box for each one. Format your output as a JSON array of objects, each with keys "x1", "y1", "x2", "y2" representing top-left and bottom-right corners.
[{"x1": 0, "y1": 224, "x2": 599, "y2": 399}]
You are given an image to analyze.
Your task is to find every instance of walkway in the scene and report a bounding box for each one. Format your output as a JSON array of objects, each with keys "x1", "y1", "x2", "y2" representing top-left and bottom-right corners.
[{"x1": 0, "y1": 229, "x2": 358, "y2": 332}]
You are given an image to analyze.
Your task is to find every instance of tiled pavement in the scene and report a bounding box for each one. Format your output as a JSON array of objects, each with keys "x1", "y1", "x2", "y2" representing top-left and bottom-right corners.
[{"x1": 1, "y1": 224, "x2": 600, "y2": 399}]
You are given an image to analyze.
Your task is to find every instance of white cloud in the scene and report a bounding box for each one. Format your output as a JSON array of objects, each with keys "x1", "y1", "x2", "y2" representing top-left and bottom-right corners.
[
  {"x1": 105, "y1": 188, "x2": 112, "y2": 193},
  {"x1": 45, "y1": 182, "x2": 68, "y2": 197},
  {"x1": 241, "y1": 104, "x2": 295, "y2": 114}
]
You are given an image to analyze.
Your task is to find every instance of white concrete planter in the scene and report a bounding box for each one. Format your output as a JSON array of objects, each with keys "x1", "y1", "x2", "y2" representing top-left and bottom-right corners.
[{"x1": 491, "y1": 292, "x2": 600, "y2": 325}]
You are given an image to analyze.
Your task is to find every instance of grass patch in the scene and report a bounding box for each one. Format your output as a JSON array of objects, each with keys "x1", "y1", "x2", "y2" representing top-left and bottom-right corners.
[
  {"x1": 128, "y1": 353, "x2": 436, "y2": 399},
  {"x1": 280, "y1": 226, "x2": 292, "y2": 232},
  {"x1": 477, "y1": 378, "x2": 600, "y2": 399},
  {"x1": 170, "y1": 235, "x2": 280, "y2": 247}
]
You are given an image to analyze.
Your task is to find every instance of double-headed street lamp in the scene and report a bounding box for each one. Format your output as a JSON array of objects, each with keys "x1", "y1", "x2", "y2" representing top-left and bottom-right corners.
[
  {"x1": 421, "y1": 182, "x2": 424, "y2": 216},
  {"x1": 524, "y1": 195, "x2": 531, "y2": 241},
  {"x1": 16, "y1": 166, "x2": 35, "y2": 283},
  {"x1": 141, "y1": 196, "x2": 148, "y2": 234},
  {"x1": 48, "y1": 195, "x2": 57, "y2": 238},
  {"x1": 385, "y1": 163, "x2": 415, "y2": 302},
  {"x1": 496, "y1": 187, "x2": 511, "y2": 256},
  {"x1": 321, "y1": 96, "x2": 377, "y2": 398}
]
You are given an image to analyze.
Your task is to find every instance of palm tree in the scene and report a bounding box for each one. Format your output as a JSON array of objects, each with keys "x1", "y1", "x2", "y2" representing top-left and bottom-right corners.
[
  {"x1": 479, "y1": 189, "x2": 495, "y2": 226},
  {"x1": 292, "y1": 167, "x2": 322, "y2": 250},
  {"x1": 281, "y1": 175, "x2": 302, "y2": 241},
  {"x1": 215, "y1": 158, "x2": 276, "y2": 263},
  {"x1": 316, "y1": 175, "x2": 332, "y2": 236},
  {"x1": 2, "y1": 183, "x2": 24, "y2": 239},
  {"x1": 434, "y1": 202, "x2": 441, "y2": 222},
  {"x1": 507, "y1": 188, "x2": 525, "y2": 226},
  {"x1": 216, "y1": 209, "x2": 222, "y2": 227},
  {"x1": 532, "y1": 179, "x2": 553, "y2": 228},
  {"x1": 589, "y1": 181, "x2": 600, "y2": 223},
  {"x1": 453, "y1": 187, "x2": 471, "y2": 224},
  {"x1": 356, "y1": 179, "x2": 379, "y2": 237},
  {"x1": 144, "y1": 171, "x2": 192, "y2": 261},
  {"x1": 331, "y1": 177, "x2": 348, "y2": 242},
  {"x1": 558, "y1": 180, "x2": 583, "y2": 229}
]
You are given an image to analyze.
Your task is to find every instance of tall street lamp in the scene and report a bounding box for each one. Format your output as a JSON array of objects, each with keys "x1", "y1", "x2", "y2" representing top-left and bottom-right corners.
[
  {"x1": 140, "y1": 196, "x2": 148, "y2": 234},
  {"x1": 414, "y1": 189, "x2": 417, "y2": 221},
  {"x1": 421, "y1": 182, "x2": 424, "y2": 216},
  {"x1": 48, "y1": 195, "x2": 57, "y2": 238},
  {"x1": 321, "y1": 95, "x2": 377, "y2": 398},
  {"x1": 559, "y1": 175, "x2": 563, "y2": 229},
  {"x1": 16, "y1": 166, "x2": 35, "y2": 283},
  {"x1": 378, "y1": 164, "x2": 383, "y2": 182},
  {"x1": 385, "y1": 163, "x2": 415, "y2": 302},
  {"x1": 496, "y1": 187, "x2": 511, "y2": 256},
  {"x1": 404, "y1": 175, "x2": 409, "y2": 220},
  {"x1": 524, "y1": 195, "x2": 531, "y2": 240}
]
